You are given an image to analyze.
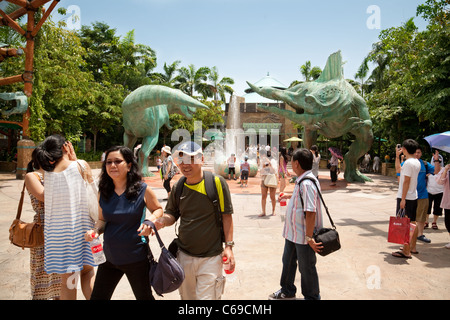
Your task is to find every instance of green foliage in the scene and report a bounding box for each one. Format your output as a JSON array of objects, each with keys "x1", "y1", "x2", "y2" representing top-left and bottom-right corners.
[
  {"x1": 363, "y1": 1, "x2": 450, "y2": 155},
  {"x1": 30, "y1": 17, "x2": 93, "y2": 142}
]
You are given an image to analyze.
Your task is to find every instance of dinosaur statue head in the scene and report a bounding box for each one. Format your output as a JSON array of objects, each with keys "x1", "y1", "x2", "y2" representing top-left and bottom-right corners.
[
  {"x1": 168, "y1": 104, "x2": 199, "y2": 119},
  {"x1": 247, "y1": 51, "x2": 355, "y2": 114}
]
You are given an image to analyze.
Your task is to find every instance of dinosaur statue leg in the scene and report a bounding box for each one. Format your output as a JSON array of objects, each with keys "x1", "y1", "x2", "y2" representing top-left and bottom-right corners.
[
  {"x1": 124, "y1": 130, "x2": 138, "y2": 149},
  {"x1": 140, "y1": 134, "x2": 159, "y2": 177},
  {"x1": 344, "y1": 126, "x2": 373, "y2": 183},
  {"x1": 303, "y1": 128, "x2": 318, "y2": 149}
]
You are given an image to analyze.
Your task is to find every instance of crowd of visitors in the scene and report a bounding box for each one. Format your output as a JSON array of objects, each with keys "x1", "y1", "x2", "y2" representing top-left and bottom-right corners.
[{"x1": 14, "y1": 134, "x2": 450, "y2": 300}]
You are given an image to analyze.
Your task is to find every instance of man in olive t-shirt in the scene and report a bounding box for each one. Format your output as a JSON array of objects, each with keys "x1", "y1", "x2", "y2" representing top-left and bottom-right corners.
[{"x1": 154, "y1": 141, "x2": 234, "y2": 300}]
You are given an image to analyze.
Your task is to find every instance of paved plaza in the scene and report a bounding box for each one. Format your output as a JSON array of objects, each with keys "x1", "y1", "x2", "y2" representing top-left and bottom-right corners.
[{"x1": 1, "y1": 165, "x2": 449, "y2": 300}]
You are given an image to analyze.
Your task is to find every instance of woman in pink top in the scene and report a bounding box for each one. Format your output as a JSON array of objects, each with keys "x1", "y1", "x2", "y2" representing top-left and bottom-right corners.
[{"x1": 435, "y1": 161, "x2": 450, "y2": 249}]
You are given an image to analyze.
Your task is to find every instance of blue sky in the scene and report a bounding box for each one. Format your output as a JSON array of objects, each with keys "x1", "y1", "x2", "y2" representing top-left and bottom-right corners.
[{"x1": 49, "y1": 0, "x2": 427, "y2": 96}]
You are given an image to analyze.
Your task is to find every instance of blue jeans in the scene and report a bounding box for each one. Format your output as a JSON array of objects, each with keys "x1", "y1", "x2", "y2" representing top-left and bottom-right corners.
[{"x1": 280, "y1": 239, "x2": 320, "y2": 300}]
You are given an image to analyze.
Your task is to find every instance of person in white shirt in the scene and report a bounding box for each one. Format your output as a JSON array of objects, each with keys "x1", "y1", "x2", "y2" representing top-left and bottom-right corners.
[
  {"x1": 227, "y1": 153, "x2": 236, "y2": 180},
  {"x1": 393, "y1": 139, "x2": 421, "y2": 259},
  {"x1": 269, "y1": 148, "x2": 323, "y2": 300}
]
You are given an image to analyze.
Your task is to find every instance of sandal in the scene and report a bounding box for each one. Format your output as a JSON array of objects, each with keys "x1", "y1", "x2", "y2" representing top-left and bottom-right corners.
[
  {"x1": 400, "y1": 247, "x2": 418, "y2": 254},
  {"x1": 392, "y1": 251, "x2": 412, "y2": 259},
  {"x1": 432, "y1": 222, "x2": 438, "y2": 230},
  {"x1": 258, "y1": 213, "x2": 266, "y2": 217}
]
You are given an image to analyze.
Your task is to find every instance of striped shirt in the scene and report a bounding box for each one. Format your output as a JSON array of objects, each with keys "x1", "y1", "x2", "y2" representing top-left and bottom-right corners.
[
  {"x1": 282, "y1": 171, "x2": 323, "y2": 245},
  {"x1": 44, "y1": 161, "x2": 95, "y2": 274}
]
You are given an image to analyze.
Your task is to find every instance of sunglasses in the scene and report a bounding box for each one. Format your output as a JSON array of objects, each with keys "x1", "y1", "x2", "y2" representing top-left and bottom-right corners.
[
  {"x1": 175, "y1": 153, "x2": 203, "y2": 165},
  {"x1": 105, "y1": 159, "x2": 125, "y2": 166}
]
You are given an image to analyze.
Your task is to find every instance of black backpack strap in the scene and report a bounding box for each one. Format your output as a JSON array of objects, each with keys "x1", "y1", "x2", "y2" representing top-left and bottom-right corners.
[
  {"x1": 173, "y1": 176, "x2": 186, "y2": 237},
  {"x1": 203, "y1": 171, "x2": 225, "y2": 242},
  {"x1": 174, "y1": 176, "x2": 187, "y2": 216},
  {"x1": 203, "y1": 171, "x2": 220, "y2": 214},
  {"x1": 297, "y1": 176, "x2": 336, "y2": 229}
]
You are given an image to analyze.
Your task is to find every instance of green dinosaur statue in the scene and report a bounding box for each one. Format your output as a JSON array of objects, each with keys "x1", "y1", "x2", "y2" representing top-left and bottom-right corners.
[
  {"x1": 0, "y1": 91, "x2": 28, "y2": 116},
  {"x1": 122, "y1": 85, "x2": 208, "y2": 176},
  {"x1": 248, "y1": 51, "x2": 374, "y2": 183}
]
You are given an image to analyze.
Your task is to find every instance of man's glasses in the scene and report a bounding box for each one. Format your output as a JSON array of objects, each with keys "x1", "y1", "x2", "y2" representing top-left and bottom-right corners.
[{"x1": 105, "y1": 159, "x2": 124, "y2": 166}]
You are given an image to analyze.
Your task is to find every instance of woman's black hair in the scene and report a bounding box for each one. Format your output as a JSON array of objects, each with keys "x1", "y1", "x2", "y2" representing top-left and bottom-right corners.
[
  {"x1": 280, "y1": 147, "x2": 288, "y2": 163},
  {"x1": 35, "y1": 134, "x2": 66, "y2": 171},
  {"x1": 99, "y1": 146, "x2": 143, "y2": 201},
  {"x1": 26, "y1": 148, "x2": 41, "y2": 173},
  {"x1": 310, "y1": 145, "x2": 319, "y2": 157}
]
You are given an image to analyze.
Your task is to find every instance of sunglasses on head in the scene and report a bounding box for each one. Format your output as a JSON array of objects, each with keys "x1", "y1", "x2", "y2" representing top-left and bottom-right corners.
[
  {"x1": 105, "y1": 159, "x2": 124, "y2": 166},
  {"x1": 175, "y1": 152, "x2": 202, "y2": 164}
]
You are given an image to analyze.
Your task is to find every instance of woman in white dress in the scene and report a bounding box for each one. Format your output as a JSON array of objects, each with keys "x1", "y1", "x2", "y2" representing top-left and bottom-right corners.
[
  {"x1": 310, "y1": 145, "x2": 321, "y2": 178},
  {"x1": 36, "y1": 134, "x2": 96, "y2": 300}
]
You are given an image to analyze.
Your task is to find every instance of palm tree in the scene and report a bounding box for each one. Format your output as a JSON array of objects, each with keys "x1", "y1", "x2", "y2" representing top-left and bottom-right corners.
[
  {"x1": 365, "y1": 41, "x2": 390, "y2": 92},
  {"x1": 208, "y1": 66, "x2": 234, "y2": 102},
  {"x1": 300, "y1": 61, "x2": 312, "y2": 81},
  {"x1": 119, "y1": 30, "x2": 156, "y2": 72},
  {"x1": 176, "y1": 64, "x2": 211, "y2": 98},
  {"x1": 355, "y1": 57, "x2": 369, "y2": 97},
  {"x1": 149, "y1": 60, "x2": 181, "y2": 87},
  {"x1": 300, "y1": 61, "x2": 322, "y2": 81}
]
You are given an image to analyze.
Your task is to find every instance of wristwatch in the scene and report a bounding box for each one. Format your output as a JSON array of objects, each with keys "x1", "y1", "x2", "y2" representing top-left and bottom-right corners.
[
  {"x1": 305, "y1": 236, "x2": 314, "y2": 242},
  {"x1": 225, "y1": 241, "x2": 235, "y2": 247}
]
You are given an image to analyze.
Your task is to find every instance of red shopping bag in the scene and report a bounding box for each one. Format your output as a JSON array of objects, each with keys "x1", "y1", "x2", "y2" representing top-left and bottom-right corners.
[{"x1": 388, "y1": 210, "x2": 411, "y2": 245}]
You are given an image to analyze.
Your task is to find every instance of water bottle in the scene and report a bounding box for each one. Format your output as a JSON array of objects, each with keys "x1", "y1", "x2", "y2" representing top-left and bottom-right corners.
[
  {"x1": 89, "y1": 233, "x2": 106, "y2": 265},
  {"x1": 222, "y1": 256, "x2": 237, "y2": 283},
  {"x1": 279, "y1": 193, "x2": 287, "y2": 222}
]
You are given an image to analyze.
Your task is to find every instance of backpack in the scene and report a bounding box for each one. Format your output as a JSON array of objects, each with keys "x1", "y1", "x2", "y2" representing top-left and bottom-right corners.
[{"x1": 169, "y1": 171, "x2": 225, "y2": 255}]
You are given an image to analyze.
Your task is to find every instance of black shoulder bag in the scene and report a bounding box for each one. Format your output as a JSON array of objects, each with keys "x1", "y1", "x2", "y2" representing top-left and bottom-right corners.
[
  {"x1": 143, "y1": 220, "x2": 185, "y2": 296},
  {"x1": 298, "y1": 176, "x2": 341, "y2": 256}
]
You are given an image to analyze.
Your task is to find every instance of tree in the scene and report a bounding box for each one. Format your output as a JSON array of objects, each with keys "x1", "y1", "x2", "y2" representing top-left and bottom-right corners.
[
  {"x1": 176, "y1": 64, "x2": 211, "y2": 98},
  {"x1": 355, "y1": 57, "x2": 369, "y2": 97},
  {"x1": 148, "y1": 60, "x2": 181, "y2": 87},
  {"x1": 365, "y1": 1, "x2": 450, "y2": 152},
  {"x1": 78, "y1": 22, "x2": 121, "y2": 83},
  {"x1": 207, "y1": 66, "x2": 234, "y2": 102},
  {"x1": 83, "y1": 81, "x2": 124, "y2": 152},
  {"x1": 29, "y1": 13, "x2": 93, "y2": 142},
  {"x1": 299, "y1": 60, "x2": 321, "y2": 82}
]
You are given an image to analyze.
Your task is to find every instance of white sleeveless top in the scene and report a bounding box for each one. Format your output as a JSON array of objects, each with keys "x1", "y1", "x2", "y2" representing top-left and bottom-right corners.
[{"x1": 44, "y1": 161, "x2": 95, "y2": 274}]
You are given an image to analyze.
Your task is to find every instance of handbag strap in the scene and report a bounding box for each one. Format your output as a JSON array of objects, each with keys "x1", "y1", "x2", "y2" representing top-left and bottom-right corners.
[
  {"x1": 15, "y1": 182, "x2": 26, "y2": 220},
  {"x1": 19, "y1": 179, "x2": 43, "y2": 225},
  {"x1": 143, "y1": 220, "x2": 165, "y2": 249},
  {"x1": 297, "y1": 176, "x2": 336, "y2": 229},
  {"x1": 76, "y1": 160, "x2": 87, "y2": 182}
]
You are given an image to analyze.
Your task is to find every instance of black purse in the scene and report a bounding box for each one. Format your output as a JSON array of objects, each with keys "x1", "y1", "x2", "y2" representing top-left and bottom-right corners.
[
  {"x1": 143, "y1": 220, "x2": 185, "y2": 296},
  {"x1": 298, "y1": 177, "x2": 341, "y2": 256}
]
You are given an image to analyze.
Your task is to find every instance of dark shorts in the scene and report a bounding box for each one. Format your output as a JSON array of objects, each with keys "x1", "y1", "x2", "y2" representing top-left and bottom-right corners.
[
  {"x1": 228, "y1": 167, "x2": 235, "y2": 175},
  {"x1": 241, "y1": 170, "x2": 249, "y2": 180},
  {"x1": 396, "y1": 198, "x2": 417, "y2": 222},
  {"x1": 428, "y1": 193, "x2": 443, "y2": 216}
]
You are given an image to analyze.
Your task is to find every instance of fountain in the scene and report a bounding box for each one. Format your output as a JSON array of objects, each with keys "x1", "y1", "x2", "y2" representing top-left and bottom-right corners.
[{"x1": 211, "y1": 94, "x2": 259, "y2": 178}]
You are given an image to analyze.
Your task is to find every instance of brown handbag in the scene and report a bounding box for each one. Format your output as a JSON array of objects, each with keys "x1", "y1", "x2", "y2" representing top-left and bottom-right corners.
[{"x1": 9, "y1": 182, "x2": 44, "y2": 250}]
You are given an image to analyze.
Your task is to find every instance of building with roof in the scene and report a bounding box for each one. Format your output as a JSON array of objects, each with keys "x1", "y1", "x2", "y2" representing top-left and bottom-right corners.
[{"x1": 224, "y1": 73, "x2": 299, "y2": 148}]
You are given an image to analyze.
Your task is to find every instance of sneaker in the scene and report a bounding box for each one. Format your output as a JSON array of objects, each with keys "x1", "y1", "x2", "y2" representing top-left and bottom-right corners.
[
  {"x1": 445, "y1": 243, "x2": 450, "y2": 249},
  {"x1": 268, "y1": 289, "x2": 295, "y2": 300},
  {"x1": 417, "y1": 235, "x2": 431, "y2": 243}
]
